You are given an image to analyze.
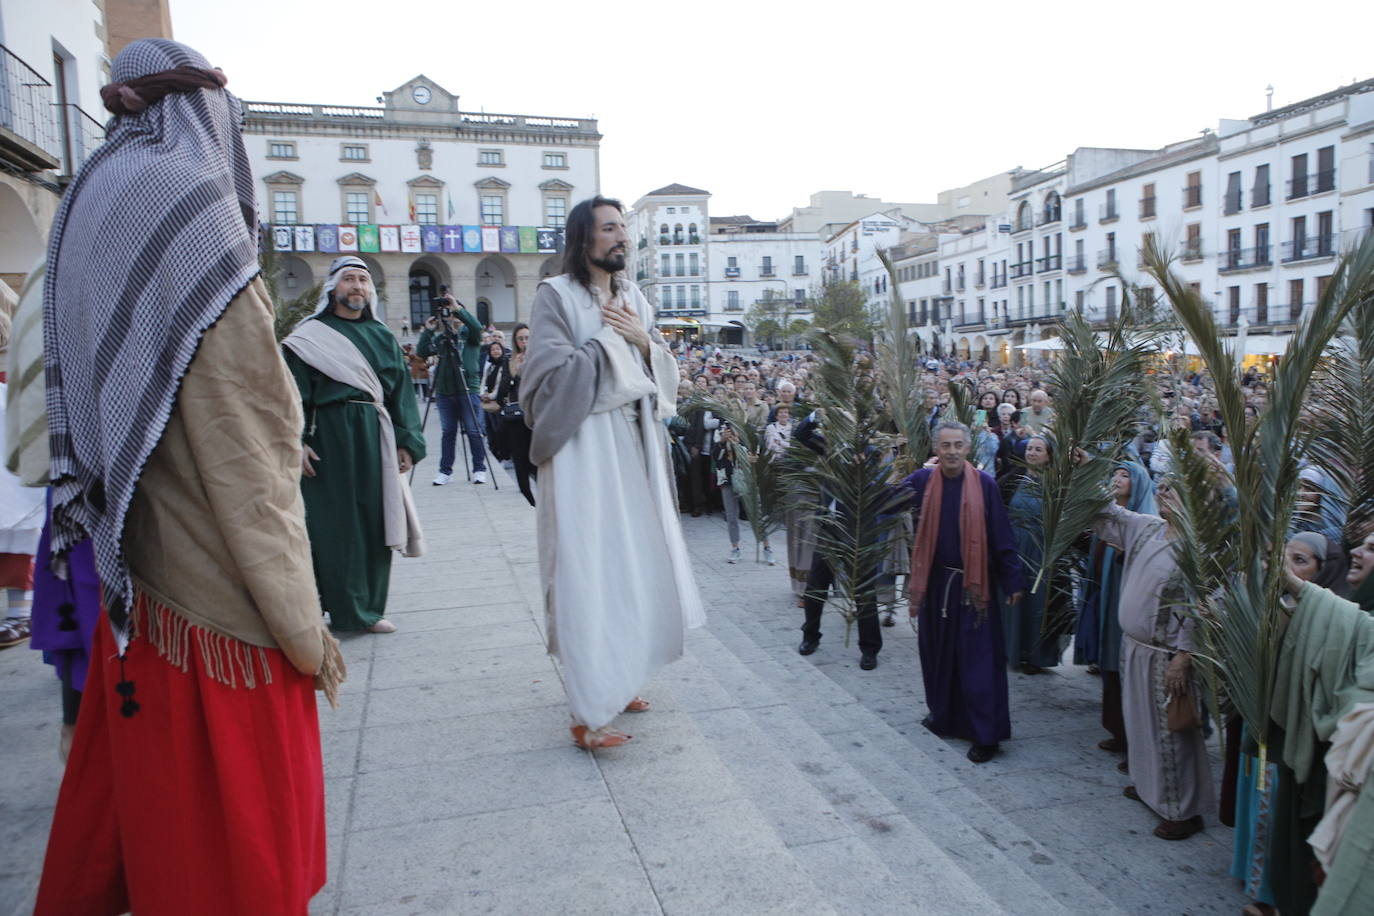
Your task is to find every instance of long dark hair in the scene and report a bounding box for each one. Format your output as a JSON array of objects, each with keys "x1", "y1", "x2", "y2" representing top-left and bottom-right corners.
[
  {"x1": 563, "y1": 195, "x2": 624, "y2": 295},
  {"x1": 512, "y1": 322, "x2": 530, "y2": 354}
]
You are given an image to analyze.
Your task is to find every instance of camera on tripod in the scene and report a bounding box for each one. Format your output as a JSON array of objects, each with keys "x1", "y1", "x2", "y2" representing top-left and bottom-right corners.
[{"x1": 432, "y1": 284, "x2": 457, "y2": 322}]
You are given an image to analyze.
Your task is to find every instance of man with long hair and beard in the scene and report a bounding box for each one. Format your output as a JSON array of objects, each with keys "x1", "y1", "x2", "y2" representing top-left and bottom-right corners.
[{"x1": 521, "y1": 196, "x2": 704, "y2": 749}]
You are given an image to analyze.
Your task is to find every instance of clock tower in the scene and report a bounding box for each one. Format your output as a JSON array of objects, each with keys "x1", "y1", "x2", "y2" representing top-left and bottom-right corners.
[{"x1": 381, "y1": 76, "x2": 458, "y2": 121}]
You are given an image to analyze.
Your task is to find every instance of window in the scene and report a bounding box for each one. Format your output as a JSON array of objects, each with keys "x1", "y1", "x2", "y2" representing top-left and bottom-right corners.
[
  {"x1": 480, "y1": 194, "x2": 504, "y2": 225},
  {"x1": 1105, "y1": 286, "x2": 1117, "y2": 320},
  {"x1": 1253, "y1": 164, "x2": 1271, "y2": 207},
  {"x1": 1255, "y1": 223, "x2": 1270, "y2": 262},
  {"x1": 1226, "y1": 229, "x2": 1242, "y2": 268},
  {"x1": 794, "y1": 255, "x2": 806, "y2": 275},
  {"x1": 545, "y1": 196, "x2": 567, "y2": 228},
  {"x1": 341, "y1": 144, "x2": 369, "y2": 162},
  {"x1": 1184, "y1": 171, "x2": 1202, "y2": 209},
  {"x1": 666, "y1": 207, "x2": 675, "y2": 214},
  {"x1": 1317, "y1": 274, "x2": 1333, "y2": 301},
  {"x1": 794, "y1": 288, "x2": 806, "y2": 304},
  {"x1": 660, "y1": 254, "x2": 670, "y2": 277},
  {"x1": 761, "y1": 256, "x2": 774, "y2": 277},
  {"x1": 1225, "y1": 171, "x2": 1242, "y2": 214},
  {"x1": 726, "y1": 290, "x2": 740, "y2": 311},
  {"x1": 690, "y1": 285, "x2": 701, "y2": 309},
  {"x1": 727, "y1": 256, "x2": 738, "y2": 268},
  {"x1": 414, "y1": 193, "x2": 438, "y2": 225},
  {"x1": 1316, "y1": 146, "x2": 1335, "y2": 192},
  {"x1": 479, "y1": 149, "x2": 505, "y2": 166},
  {"x1": 1290, "y1": 215, "x2": 1307, "y2": 259},
  {"x1": 1289, "y1": 278, "x2": 1304, "y2": 320},
  {"x1": 674, "y1": 253, "x2": 684, "y2": 277},
  {"x1": 1228, "y1": 286, "x2": 1241, "y2": 325},
  {"x1": 689, "y1": 253, "x2": 699, "y2": 276},
  {"x1": 345, "y1": 191, "x2": 370, "y2": 224},
  {"x1": 272, "y1": 190, "x2": 298, "y2": 224},
  {"x1": 1289, "y1": 153, "x2": 1309, "y2": 199},
  {"x1": 268, "y1": 140, "x2": 296, "y2": 159},
  {"x1": 676, "y1": 285, "x2": 685, "y2": 307},
  {"x1": 1140, "y1": 183, "x2": 1156, "y2": 219},
  {"x1": 543, "y1": 152, "x2": 567, "y2": 168},
  {"x1": 1072, "y1": 198, "x2": 1085, "y2": 227},
  {"x1": 1255, "y1": 283, "x2": 1269, "y2": 325},
  {"x1": 1183, "y1": 223, "x2": 1202, "y2": 260}
]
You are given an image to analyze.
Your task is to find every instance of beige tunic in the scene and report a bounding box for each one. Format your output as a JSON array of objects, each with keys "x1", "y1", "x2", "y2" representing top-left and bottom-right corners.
[
  {"x1": 1093, "y1": 503, "x2": 1214, "y2": 821},
  {"x1": 124, "y1": 278, "x2": 342, "y2": 687}
]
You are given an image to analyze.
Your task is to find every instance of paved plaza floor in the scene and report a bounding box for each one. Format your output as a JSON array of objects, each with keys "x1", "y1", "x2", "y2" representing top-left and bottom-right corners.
[{"x1": 1, "y1": 426, "x2": 1248, "y2": 915}]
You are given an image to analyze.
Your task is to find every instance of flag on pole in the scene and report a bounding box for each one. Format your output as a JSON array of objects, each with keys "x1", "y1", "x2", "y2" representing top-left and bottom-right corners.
[
  {"x1": 374, "y1": 190, "x2": 386, "y2": 215},
  {"x1": 447, "y1": 193, "x2": 455, "y2": 221},
  {"x1": 408, "y1": 198, "x2": 416, "y2": 223}
]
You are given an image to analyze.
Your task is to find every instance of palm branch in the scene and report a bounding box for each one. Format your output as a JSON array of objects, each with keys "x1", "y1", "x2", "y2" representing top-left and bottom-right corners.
[
  {"x1": 875, "y1": 249, "x2": 930, "y2": 476},
  {"x1": 1306, "y1": 236, "x2": 1374, "y2": 543},
  {"x1": 1033, "y1": 295, "x2": 1158, "y2": 631},
  {"x1": 1140, "y1": 232, "x2": 1373, "y2": 774},
  {"x1": 943, "y1": 378, "x2": 977, "y2": 429},
  {"x1": 681, "y1": 393, "x2": 784, "y2": 553},
  {"x1": 785, "y1": 330, "x2": 910, "y2": 644}
]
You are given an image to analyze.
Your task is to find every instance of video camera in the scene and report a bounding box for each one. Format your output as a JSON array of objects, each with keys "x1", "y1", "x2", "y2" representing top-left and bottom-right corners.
[{"x1": 432, "y1": 285, "x2": 457, "y2": 321}]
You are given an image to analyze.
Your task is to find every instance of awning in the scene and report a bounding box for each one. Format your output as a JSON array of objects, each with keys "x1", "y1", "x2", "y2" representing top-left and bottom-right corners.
[
  {"x1": 656, "y1": 318, "x2": 700, "y2": 328},
  {"x1": 698, "y1": 319, "x2": 747, "y2": 328}
]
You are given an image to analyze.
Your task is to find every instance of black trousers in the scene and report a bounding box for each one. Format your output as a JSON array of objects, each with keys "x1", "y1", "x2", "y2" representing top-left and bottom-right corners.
[{"x1": 801, "y1": 554, "x2": 883, "y2": 654}]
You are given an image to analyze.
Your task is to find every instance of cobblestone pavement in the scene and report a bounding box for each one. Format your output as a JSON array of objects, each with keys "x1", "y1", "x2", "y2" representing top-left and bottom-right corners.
[{"x1": 1, "y1": 430, "x2": 1246, "y2": 915}]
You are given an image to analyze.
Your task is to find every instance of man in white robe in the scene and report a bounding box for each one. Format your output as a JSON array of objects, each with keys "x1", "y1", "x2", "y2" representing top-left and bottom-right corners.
[{"x1": 521, "y1": 196, "x2": 704, "y2": 749}]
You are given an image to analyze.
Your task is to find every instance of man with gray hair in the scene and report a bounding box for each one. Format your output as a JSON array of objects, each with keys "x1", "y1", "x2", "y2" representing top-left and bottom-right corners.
[{"x1": 900, "y1": 420, "x2": 1025, "y2": 763}]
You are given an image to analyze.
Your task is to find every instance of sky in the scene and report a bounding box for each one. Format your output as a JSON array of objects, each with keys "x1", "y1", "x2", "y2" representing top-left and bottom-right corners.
[{"x1": 173, "y1": 0, "x2": 1374, "y2": 221}]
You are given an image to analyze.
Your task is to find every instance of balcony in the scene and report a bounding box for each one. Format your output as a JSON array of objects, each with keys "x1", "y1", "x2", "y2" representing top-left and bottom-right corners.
[
  {"x1": 1281, "y1": 234, "x2": 1336, "y2": 263},
  {"x1": 1037, "y1": 210, "x2": 1061, "y2": 227},
  {"x1": 1012, "y1": 220, "x2": 1034, "y2": 235},
  {"x1": 1287, "y1": 170, "x2": 1336, "y2": 200},
  {"x1": 1099, "y1": 202, "x2": 1119, "y2": 224},
  {"x1": 688, "y1": 234, "x2": 701, "y2": 245},
  {"x1": 792, "y1": 263, "x2": 808, "y2": 276},
  {"x1": 659, "y1": 235, "x2": 670, "y2": 245},
  {"x1": 724, "y1": 266, "x2": 740, "y2": 278},
  {"x1": 1036, "y1": 254, "x2": 1062, "y2": 273},
  {"x1": 974, "y1": 273, "x2": 986, "y2": 288},
  {"x1": 990, "y1": 273, "x2": 1008, "y2": 289},
  {"x1": 956, "y1": 279, "x2": 966, "y2": 292},
  {"x1": 1069, "y1": 214, "x2": 1087, "y2": 231},
  {"x1": 1181, "y1": 243, "x2": 1205, "y2": 262},
  {"x1": 1, "y1": 45, "x2": 107, "y2": 174},
  {"x1": 1218, "y1": 245, "x2": 1272, "y2": 273},
  {"x1": 1223, "y1": 191, "x2": 1242, "y2": 215},
  {"x1": 1139, "y1": 197, "x2": 1157, "y2": 220},
  {"x1": 1096, "y1": 250, "x2": 1118, "y2": 271},
  {"x1": 955, "y1": 311, "x2": 987, "y2": 330},
  {"x1": 1183, "y1": 187, "x2": 1203, "y2": 210},
  {"x1": 760, "y1": 267, "x2": 775, "y2": 278},
  {"x1": 1009, "y1": 261, "x2": 1033, "y2": 280},
  {"x1": 1252, "y1": 184, "x2": 1271, "y2": 208},
  {"x1": 1065, "y1": 254, "x2": 1087, "y2": 274}
]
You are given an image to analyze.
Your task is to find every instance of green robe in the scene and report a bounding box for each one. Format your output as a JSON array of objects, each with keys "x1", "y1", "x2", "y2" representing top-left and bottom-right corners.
[{"x1": 285, "y1": 312, "x2": 426, "y2": 630}]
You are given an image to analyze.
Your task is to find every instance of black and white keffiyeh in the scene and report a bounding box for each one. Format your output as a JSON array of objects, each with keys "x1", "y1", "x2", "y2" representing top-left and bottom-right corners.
[{"x1": 43, "y1": 38, "x2": 258, "y2": 645}]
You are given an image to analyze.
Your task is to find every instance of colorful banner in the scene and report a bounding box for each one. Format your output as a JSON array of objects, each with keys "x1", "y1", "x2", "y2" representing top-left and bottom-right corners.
[
  {"x1": 537, "y1": 228, "x2": 558, "y2": 253},
  {"x1": 442, "y1": 226, "x2": 464, "y2": 253},
  {"x1": 499, "y1": 227, "x2": 520, "y2": 253},
  {"x1": 421, "y1": 226, "x2": 443, "y2": 253},
  {"x1": 481, "y1": 227, "x2": 500, "y2": 253},
  {"x1": 379, "y1": 226, "x2": 400, "y2": 252},
  {"x1": 519, "y1": 227, "x2": 538, "y2": 254},
  {"x1": 272, "y1": 225, "x2": 293, "y2": 251},
  {"x1": 400, "y1": 225, "x2": 422, "y2": 253},
  {"x1": 293, "y1": 225, "x2": 315, "y2": 252},
  {"x1": 463, "y1": 226, "x2": 483, "y2": 253},
  {"x1": 358, "y1": 224, "x2": 379, "y2": 252},
  {"x1": 316, "y1": 225, "x2": 340, "y2": 253}
]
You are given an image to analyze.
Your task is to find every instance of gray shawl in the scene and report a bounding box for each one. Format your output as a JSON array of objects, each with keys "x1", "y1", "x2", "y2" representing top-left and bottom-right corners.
[{"x1": 43, "y1": 39, "x2": 258, "y2": 644}]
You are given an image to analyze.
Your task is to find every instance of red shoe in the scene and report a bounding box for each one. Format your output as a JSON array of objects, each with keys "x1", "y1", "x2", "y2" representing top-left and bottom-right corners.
[
  {"x1": 623, "y1": 697, "x2": 650, "y2": 713},
  {"x1": 570, "y1": 725, "x2": 631, "y2": 750}
]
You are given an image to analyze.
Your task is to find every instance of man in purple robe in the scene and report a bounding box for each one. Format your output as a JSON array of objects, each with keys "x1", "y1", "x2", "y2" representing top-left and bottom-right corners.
[{"x1": 902, "y1": 420, "x2": 1025, "y2": 763}]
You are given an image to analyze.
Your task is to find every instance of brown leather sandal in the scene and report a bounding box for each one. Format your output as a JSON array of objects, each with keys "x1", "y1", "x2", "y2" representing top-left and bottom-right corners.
[
  {"x1": 570, "y1": 725, "x2": 631, "y2": 750},
  {"x1": 623, "y1": 697, "x2": 650, "y2": 713}
]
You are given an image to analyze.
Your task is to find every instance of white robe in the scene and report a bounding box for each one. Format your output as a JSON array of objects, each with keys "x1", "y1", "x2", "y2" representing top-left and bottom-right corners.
[{"x1": 532, "y1": 276, "x2": 704, "y2": 729}]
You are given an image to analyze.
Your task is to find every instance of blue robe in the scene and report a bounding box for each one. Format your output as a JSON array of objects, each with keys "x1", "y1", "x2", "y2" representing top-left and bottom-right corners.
[
  {"x1": 1006, "y1": 477, "x2": 1070, "y2": 669},
  {"x1": 902, "y1": 467, "x2": 1026, "y2": 746}
]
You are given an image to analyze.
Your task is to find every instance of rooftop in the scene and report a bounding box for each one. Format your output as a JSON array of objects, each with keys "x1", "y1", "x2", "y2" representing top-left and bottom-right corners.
[{"x1": 645, "y1": 183, "x2": 711, "y2": 197}]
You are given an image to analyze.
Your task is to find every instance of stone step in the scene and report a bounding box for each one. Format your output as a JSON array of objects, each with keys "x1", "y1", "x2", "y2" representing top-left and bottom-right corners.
[{"x1": 695, "y1": 611, "x2": 1128, "y2": 916}]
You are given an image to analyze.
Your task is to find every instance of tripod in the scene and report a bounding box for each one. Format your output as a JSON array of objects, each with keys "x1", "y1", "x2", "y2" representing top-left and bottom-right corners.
[{"x1": 410, "y1": 315, "x2": 499, "y2": 491}]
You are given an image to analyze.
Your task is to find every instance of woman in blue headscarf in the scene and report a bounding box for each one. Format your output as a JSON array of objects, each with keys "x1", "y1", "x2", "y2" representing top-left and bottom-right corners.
[
  {"x1": 1075, "y1": 459, "x2": 1155, "y2": 753},
  {"x1": 1006, "y1": 433, "x2": 1071, "y2": 673}
]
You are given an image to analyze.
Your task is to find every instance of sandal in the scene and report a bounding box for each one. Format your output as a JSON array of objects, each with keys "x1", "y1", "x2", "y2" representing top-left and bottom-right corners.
[
  {"x1": 1153, "y1": 815, "x2": 1204, "y2": 841},
  {"x1": 1097, "y1": 737, "x2": 1127, "y2": 753},
  {"x1": 623, "y1": 697, "x2": 650, "y2": 713},
  {"x1": 0, "y1": 617, "x2": 31, "y2": 649},
  {"x1": 570, "y1": 725, "x2": 631, "y2": 750}
]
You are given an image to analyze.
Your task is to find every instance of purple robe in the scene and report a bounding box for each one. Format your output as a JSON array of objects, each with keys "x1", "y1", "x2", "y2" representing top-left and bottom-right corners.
[
  {"x1": 902, "y1": 467, "x2": 1025, "y2": 746},
  {"x1": 28, "y1": 495, "x2": 101, "y2": 692}
]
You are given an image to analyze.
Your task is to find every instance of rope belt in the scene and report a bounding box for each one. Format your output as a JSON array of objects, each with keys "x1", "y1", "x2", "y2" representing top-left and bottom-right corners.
[{"x1": 939, "y1": 566, "x2": 966, "y2": 619}]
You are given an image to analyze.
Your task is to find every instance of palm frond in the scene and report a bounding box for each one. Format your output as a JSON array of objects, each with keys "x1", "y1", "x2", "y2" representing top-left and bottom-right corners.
[
  {"x1": 1034, "y1": 294, "x2": 1157, "y2": 628},
  {"x1": 786, "y1": 330, "x2": 910, "y2": 643},
  {"x1": 875, "y1": 249, "x2": 930, "y2": 475},
  {"x1": 1140, "y1": 232, "x2": 1372, "y2": 764}
]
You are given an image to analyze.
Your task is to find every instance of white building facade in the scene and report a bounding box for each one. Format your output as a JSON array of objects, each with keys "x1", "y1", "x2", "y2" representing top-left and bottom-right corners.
[
  {"x1": 248, "y1": 75, "x2": 601, "y2": 329},
  {"x1": 707, "y1": 217, "x2": 820, "y2": 345},
  {"x1": 627, "y1": 183, "x2": 710, "y2": 329}
]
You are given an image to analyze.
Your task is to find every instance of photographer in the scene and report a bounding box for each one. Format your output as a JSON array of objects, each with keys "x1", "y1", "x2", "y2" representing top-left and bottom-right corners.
[{"x1": 416, "y1": 294, "x2": 487, "y2": 485}]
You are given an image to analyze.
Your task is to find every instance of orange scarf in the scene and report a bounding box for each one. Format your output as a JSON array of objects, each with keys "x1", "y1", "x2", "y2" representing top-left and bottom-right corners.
[{"x1": 907, "y1": 462, "x2": 990, "y2": 616}]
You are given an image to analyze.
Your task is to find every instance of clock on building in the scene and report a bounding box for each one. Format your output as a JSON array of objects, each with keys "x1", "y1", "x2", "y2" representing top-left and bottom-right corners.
[{"x1": 412, "y1": 85, "x2": 432, "y2": 104}]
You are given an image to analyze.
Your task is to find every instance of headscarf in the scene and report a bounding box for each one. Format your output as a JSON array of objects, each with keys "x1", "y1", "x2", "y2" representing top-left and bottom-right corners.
[
  {"x1": 310, "y1": 255, "x2": 377, "y2": 321},
  {"x1": 43, "y1": 38, "x2": 256, "y2": 646},
  {"x1": 1295, "y1": 464, "x2": 1347, "y2": 545},
  {"x1": 1287, "y1": 531, "x2": 1349, "y2": 593},
  {"x1": 1116, "y1": 460, "x2": 1157, "y2": 515}
]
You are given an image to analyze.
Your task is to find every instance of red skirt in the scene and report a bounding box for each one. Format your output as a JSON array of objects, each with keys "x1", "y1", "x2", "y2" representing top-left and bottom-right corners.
[
  {"x1": 0, "y1": 552, "x2": 34, "y2": 590},
  {"x1": 35, "y1": 604, "x2": 326, "y2": 915}
]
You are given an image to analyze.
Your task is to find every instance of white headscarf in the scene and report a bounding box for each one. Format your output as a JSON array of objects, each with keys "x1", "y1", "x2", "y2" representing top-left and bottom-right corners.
[{"x1": 311, "y1": 255, "x2": 377, "y2": 319}]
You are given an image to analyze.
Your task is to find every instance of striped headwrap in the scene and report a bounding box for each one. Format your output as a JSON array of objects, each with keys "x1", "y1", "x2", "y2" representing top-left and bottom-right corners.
[{"x1": 43, "y1": 38, "x2": 258, "y2": 647}]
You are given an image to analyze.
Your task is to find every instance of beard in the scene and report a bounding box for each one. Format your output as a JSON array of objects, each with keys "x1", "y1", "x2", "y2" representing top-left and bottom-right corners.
[{"x1": 590, "y1": 248, "x2": 627, "y2": 273}]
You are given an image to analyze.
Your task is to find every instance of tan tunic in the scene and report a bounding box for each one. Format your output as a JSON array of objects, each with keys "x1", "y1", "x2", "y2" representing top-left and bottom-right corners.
[
  {"x1": 124, "y1": 277, "x2": 341, "y2": 684},
  {"x1": 1093, "y1": 503, "x2": 1213, "y2": 821}
]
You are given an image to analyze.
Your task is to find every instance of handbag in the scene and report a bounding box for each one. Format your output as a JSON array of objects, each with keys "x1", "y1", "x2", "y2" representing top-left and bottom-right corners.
[
  {"x1": 498, "y1": 401, "x2": 524, "y2": 421},
  {"x1": 1166, "y1": 688, "x2": 1202, "y2": 732}
]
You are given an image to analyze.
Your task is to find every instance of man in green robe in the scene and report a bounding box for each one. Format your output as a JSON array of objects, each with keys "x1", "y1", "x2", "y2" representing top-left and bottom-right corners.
[{"x1": 283, "y1": 256, "x2": 426, "y2": 633}]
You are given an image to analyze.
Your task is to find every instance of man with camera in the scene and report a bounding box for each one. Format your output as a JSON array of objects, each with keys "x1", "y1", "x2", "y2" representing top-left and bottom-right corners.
[{"x1": 416, "y1": 292, "x2": 487, "y2": 485}]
